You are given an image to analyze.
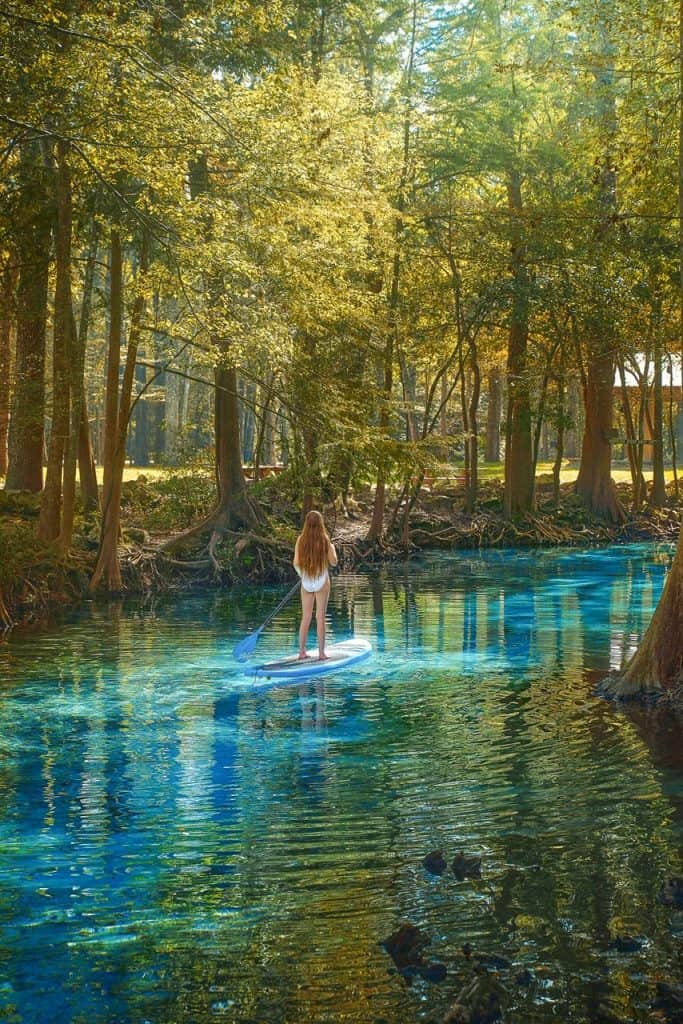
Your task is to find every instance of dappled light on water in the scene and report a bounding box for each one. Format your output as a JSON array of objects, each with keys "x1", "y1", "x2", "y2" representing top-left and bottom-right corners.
[{"x1": 0, "y1": 543, "x2": 681, "y2": 1023}]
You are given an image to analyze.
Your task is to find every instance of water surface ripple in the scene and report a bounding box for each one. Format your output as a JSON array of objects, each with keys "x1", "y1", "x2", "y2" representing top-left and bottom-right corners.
[{"x1": 0, "y1": 543, "x2": 682, "y2": 1023}]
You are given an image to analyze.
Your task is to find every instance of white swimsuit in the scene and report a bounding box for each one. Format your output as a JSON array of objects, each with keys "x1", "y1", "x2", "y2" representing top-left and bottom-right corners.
[{"x1": 299, "y1": 569, "x2": 329, "y2": 593}]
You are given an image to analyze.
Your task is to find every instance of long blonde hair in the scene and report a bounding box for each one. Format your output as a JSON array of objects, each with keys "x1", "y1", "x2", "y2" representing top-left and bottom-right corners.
[{"x1": 297, "y1": 510, "x2": 331, "y2": 576}]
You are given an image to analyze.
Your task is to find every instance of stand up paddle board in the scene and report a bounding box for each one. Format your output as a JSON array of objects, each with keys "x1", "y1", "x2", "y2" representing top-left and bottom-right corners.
[{"x1": 252, "y1": 638, "x2": 371, "y2": 680}]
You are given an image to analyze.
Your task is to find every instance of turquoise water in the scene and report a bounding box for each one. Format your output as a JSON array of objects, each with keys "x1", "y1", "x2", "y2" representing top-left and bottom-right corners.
[{"x1": 0, "y1": 543, "x2": 681, "y2": 1024}]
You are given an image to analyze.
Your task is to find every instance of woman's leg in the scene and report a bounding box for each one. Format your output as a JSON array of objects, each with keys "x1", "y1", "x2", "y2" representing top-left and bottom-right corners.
[
  {"x1": 314, "y1": 579, "x2": 331, "y2": 658},
  {"x1": 299, "y1": 588, "x2": 315, "y2": 657}
]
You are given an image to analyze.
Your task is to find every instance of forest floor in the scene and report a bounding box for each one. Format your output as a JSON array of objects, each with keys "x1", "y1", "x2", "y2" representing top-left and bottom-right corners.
[{"x1": 1, "y1": 463, "x2": 682, "y2": 634}]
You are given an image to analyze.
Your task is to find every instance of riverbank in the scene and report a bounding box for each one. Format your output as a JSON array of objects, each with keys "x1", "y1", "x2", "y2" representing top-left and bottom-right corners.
[{"x1": 1, "y1": 471, "x2": 681, "y2": 634}]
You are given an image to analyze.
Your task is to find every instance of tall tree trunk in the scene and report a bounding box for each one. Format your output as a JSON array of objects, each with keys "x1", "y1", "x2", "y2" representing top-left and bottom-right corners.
[
  {"x1": 215, "y1": 363, "x2": 250, "y2": 513},
  {"x1": 608, "y1": 0, "x2": 683, "y2": 698},
  {"x1": 553, "y1": 376, "x2": 565, "y2": 507},
  {"x1": 186, "y1": 151, "x2": 261, "y2": 533},
  {"x1": 164, "y1": 359, "x2": 182, "y2": 463},
  {"x1": 366, "y1": 0, "x2": 416, "y2": 543},
  {"x1": 90, "y1": 229, "x2": 124, "y2": 591},
  {"x1": 503, "y1": 168, "x2": 534, "y2": 518},
  {"x1": 38, "y1": 141, "x2": 73, "y2": 543},
  {"x1": 0, "y1": 266, "x2": 14, "y2": 478},
  {"x1": 564, "y1": 380, "x2": 581, "y2": 459},
  {"x1": 367, "y1": 273, "x2": 396, "y2": 543},
  {"x1": 61, "y1": 212, "x2": 98, "y2": 547},
  {"x1": 90, "y1": 231, "x2": 149, "y2": 592},
  {"x1": 264, "y1": 402, "x2": 277, "y2": 465},
  {"x1": 466, "y1": 342, "x2": 481, "y2": 513},
  {"x1": 576, "y1": 11, "x2": 623, "y2": 523},
  {"x1": 618, "y1": 360, "x2": 646, "y2": 505},
  {"x1": 668, "y1": 357, "x2": 679, "y2": 495},
  {"x1": 485, "y1": 368, "x2": 502, "y2": 462},
  {"x1": 651, "y1": 335, "x2": 666, "y2": 506},
  {"x1": 78, "y1": 393, "x2": 99, "y2": 513},
  {"x1": 399, "y1": 350, "x2": 418, "y2": 442},
  {"x1": 102, "y1": 229, "x2": 122, "y2": 531},
  {"x1": 575, "y1": 345, "x2": 624, "y2": 521},
  {"x1": 678, "y1": 0, "x2": 683, "y2": 499},
  {"x1": 6, "y1": 145, "x2": 50, "y2": 493},
  {"x1": 75, "y1": 222, "x2": 99, "y2": 513}
]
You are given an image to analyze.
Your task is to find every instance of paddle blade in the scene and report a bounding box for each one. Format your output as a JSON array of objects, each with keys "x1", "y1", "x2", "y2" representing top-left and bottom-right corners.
[{"x1": 232, "y1": 630, "x2": 261, "y2": 662}]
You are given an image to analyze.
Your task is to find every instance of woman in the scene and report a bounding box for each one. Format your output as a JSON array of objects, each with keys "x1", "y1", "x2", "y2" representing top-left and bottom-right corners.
[{"x1": 293, "y1": 510, "x2": 338, "y2": 660}]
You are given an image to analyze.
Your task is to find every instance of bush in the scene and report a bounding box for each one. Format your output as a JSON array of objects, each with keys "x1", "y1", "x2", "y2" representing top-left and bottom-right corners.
[{"x1": 122, "y1": 470, "x2": 215, "y2": 532}]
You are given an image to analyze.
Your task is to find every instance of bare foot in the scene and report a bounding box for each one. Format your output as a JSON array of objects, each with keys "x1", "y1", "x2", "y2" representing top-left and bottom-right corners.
[
  {"x1": 318, "y1": 653, "x2": 328, "y2": 661},
  {"x1": 297, "y1": 652, "x2": 310, "y2": 661}
]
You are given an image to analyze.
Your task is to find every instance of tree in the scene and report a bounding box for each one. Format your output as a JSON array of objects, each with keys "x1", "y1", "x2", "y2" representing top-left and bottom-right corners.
[{"x1": 602, "y1": 525, "x2": 683, "y2": 698}]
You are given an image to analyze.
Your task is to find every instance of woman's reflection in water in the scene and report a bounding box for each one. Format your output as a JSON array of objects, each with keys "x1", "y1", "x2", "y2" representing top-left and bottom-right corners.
[
  {"x1": 298, "y1": 680, "x2": 328, "y2": 733},
  {"x1": 296, "y1": 680, "x2": 329, "y2": 800}
]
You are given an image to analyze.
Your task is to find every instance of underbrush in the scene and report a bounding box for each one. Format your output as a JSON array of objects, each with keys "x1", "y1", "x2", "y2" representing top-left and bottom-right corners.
[{"x1": 121, "y1": 469, "x2": 215, "y2": 533}]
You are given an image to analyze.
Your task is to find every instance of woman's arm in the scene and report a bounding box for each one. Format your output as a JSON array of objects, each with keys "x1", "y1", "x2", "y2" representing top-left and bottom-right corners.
[
  {"x1": 328, "y1": 541, "x2": 338, "y2": 567},
  {"x1": 293, "y1": 537, "x2": 302, "y2": 573}
]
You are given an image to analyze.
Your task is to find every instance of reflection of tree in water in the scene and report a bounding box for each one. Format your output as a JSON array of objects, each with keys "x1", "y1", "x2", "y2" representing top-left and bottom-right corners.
[
  {"x1": 2, "y1": 547, "x2": 681, "y2": 1023},
  {"x1": 628, "y1": 707, "x2": 683, "y2": 853},
  {"x1": 369, "y1": 573, "x2": 386, "y2": 652}
]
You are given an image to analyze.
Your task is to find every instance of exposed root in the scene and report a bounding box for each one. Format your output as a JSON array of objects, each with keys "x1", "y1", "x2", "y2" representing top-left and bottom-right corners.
[
  {"x1": 0, "y1": 586, "x2": 13, "y2": 631},
  {"x1": 208, "y1": 529, "x2": 222, "y2": 576}
]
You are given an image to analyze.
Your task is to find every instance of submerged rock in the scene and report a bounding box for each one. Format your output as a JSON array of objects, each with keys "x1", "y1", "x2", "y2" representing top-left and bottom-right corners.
[
  {"x1": 651, "y1": 980, "x2": 683, "y2": 1020},
  {"x1": 382, "y1": 923, "x2": 428, "y2": 966},
  {"x1": 607, "y1": 934, "x2": 646, "y2": 953},
  {"x1": 452, "y1": 851, "x2": 482, "y2": 880},
  {"x1": 419, "y1": 961, "x2": 447, "y2": 983},
  {"x1": 658, "y1": 877, "x2": 683, "y2": 909},
  {"x1": 423, "y1": 850, "x2": 447, "y2": 875},
  {"x1": 381, "y1": 923, "x2": 446, "y2": 985}
]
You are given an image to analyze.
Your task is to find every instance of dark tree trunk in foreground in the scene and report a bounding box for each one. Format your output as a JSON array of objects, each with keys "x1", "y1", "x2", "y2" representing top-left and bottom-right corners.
[
  {"x1": 602, "y1": 525, "x2": 683, "y2": 698},
  {"x1": 575, "y1": 345, "x2": 624, "y2": 522},
  {"x1": 6, "y1": 146, "x2": 50, "y2": 492}
]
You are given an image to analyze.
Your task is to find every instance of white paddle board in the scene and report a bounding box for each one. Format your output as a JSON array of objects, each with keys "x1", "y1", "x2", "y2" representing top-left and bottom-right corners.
[{"x1": 252, "y1": 638, "x2": 372, "y2": 679}]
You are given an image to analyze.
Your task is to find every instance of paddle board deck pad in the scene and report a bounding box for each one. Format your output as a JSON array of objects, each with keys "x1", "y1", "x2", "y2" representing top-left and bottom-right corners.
[{"x1": 252, "y1": 638, "x2": 371, "y2": 679}]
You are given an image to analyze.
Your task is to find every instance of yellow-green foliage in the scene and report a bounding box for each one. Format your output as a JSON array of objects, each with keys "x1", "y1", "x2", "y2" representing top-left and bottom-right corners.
[{"x1": 121, "y1": 471, "x2": 216, "y2": 533}]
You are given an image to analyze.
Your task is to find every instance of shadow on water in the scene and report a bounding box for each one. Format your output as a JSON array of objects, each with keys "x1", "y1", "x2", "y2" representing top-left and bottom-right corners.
[{"x1": 0, "y1": 542, "x2": 681, "y2": 1023}]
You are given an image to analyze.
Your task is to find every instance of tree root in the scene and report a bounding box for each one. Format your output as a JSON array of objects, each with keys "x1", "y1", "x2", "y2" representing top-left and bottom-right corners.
[
  {"x1": 208, "y1": 530, "x2": 222, "y2": 576},
  {"x1": 0, "y1": 586, "x2": 13, "y2": 631}
]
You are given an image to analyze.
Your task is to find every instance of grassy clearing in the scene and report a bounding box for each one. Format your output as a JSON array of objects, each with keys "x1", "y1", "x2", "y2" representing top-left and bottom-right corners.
[{"x1": 6, "y1": 460, "x2": 679, "y2": 492}]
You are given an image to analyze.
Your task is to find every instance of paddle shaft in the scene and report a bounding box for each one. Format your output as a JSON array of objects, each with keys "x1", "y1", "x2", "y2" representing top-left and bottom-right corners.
[{"x1": 256, "y1": 579, "x2": 301, "y2": 635}]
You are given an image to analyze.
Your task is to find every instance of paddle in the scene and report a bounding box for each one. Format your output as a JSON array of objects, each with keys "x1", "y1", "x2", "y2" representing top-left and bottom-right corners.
[{"x1": 232, "y1": 579, "x2": 302, "y2": 662}]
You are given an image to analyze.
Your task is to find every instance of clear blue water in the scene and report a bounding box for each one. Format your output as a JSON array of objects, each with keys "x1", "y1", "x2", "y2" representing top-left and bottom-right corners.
[{"x1": 0, "y1": 543, "x2": 681, "y2": 1024}]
